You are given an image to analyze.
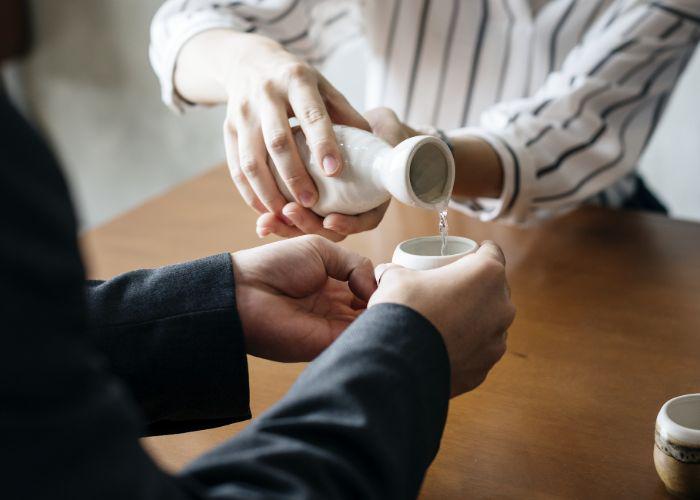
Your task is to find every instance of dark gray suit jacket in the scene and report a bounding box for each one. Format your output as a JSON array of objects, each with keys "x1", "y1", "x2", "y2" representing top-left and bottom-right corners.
[{"x1": 0, "y1": 93, "x2": 450, "y2": 499}]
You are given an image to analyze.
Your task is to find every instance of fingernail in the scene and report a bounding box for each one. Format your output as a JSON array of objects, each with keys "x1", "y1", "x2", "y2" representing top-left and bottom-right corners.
[
  {"x1": 281, "y1": 214, "x2": 294, "y2": 226},
  {"x1": 322, "y1": 219, "x2": 341, "y2": 233},
  {"x1": 322, "y1": 155, "x2": 339, "y2": 175},
  {"x1": 300, "y1": 191, "x2": 315, "y2": 207}
]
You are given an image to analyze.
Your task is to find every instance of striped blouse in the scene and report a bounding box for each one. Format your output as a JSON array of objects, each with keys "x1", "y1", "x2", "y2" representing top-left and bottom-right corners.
[{"x1": 150, "y1": 0, "x2": 700, "y2": 224}]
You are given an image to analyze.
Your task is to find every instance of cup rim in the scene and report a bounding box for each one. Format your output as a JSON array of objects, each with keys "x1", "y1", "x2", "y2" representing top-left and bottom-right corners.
[
  {"x1": 396, "y1": 235, "x2": 477, "y2": 260},
  {"x1": 657, "y1": 393, "x2": 700, "y2": 446}
]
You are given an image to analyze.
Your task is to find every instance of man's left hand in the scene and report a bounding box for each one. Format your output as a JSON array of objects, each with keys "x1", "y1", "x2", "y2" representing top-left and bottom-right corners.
[{"x1": 231, "y1": 235, "x2": 376, "y2": 362}]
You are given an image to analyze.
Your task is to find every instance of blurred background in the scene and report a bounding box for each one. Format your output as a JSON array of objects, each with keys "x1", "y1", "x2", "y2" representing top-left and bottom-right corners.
[{"x1": 3, "y1": 0, "x2": 699, "y2": 229}]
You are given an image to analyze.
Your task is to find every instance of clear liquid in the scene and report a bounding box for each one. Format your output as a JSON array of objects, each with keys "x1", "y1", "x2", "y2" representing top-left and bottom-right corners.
[{"x1": 438, "y1": 208, "x2": 448, "y2": 256}]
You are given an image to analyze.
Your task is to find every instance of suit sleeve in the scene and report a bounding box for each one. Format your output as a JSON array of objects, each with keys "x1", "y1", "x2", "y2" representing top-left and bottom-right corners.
[
  {"x1": 149, "y1": 0, "x2": 363, "y2": 112},
  {"x1": 182, "y1": 303, "x2": 451, "y2": 500},
  {"x1": 2, "y1": 93, "x2": 450, "y2": 499},
  {"x1": 85, "y1": 254, "x2": 251, "y2": 435},
  {"x1": 449, "y1": 0, "x2": 700, "y2": 224}
]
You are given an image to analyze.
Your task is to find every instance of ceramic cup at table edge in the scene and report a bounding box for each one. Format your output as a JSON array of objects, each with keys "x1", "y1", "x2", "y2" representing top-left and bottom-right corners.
[{"x1": 654, "y1": 393, "x2": 700, "y2": 498}]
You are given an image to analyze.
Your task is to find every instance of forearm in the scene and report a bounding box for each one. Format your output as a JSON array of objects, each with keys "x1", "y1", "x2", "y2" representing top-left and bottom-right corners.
[
  {"x1": 85, "y1": 254, "x2": 250, "y2": 435},
  {"x1": 450, "y1": 134, "x2": 504, "y2": 199},
  {"x1": 175, "y1": 29, "x2": 281, "y2": 105},
  {"x1": 183, "y1": 304, "x2": 450, "y2": 499}
]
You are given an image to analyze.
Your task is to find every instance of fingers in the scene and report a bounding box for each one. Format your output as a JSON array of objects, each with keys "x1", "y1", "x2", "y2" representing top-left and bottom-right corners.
[
  {"x1": 474, "y1": 240, "x2": 506, "y2": 266},
  {"x1": 223, "y1": 121, "x2": 266, "y2": 214},
  {"x1": 322, "y1": 201, "x2": 390, "y2": 235},
  {"x1": 363, "y1": 107, "x2": 410, "y2": 146},
  {"x1": 283, "y1": 203, "x2": 346, "y2": 242},
  {"x1": 287, "y1": 67, "x2": 343, "y2": 177},
  {"x1": 318, "y1": 74, "x2": 371, "y2": 132},
  {"x1": 259, "y1": 89, "x2": 318, "y2": 208},
  {"x1": 235, "y1": 107, "x2": 288, "y2": 215},
  {"x1": 309, "y1": 236, "x2": 377, "y2": 302},
  {"x1": 255, "y1": 212, "x2": 303, "y2": 239}
]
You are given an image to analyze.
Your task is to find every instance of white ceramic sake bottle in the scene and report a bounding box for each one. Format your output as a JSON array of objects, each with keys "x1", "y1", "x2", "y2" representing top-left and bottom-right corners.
[{"x1": 270, "y1": 125, "x2": 455, "y2": 216}]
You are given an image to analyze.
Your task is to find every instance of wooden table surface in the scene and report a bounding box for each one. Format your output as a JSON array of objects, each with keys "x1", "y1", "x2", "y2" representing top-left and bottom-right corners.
[{"x1": 82, "y1": 166, "x2": 700, "y2": 499}]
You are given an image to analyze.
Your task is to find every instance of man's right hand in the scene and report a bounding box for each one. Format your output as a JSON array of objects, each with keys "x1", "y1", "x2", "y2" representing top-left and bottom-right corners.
[{"x1": 369, "y1": 241, "x2": 515, "y2": 398}]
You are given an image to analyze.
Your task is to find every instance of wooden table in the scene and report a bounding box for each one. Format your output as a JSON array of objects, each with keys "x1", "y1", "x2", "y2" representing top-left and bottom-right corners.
[{"x1": 83, "y1": 166, "x2": 700, "y2": 499}]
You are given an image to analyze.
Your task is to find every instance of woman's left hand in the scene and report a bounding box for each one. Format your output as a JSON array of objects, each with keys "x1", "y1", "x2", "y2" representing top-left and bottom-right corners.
[{"x1": 256, "y1": 107, "x2": 420, "y2": 241}]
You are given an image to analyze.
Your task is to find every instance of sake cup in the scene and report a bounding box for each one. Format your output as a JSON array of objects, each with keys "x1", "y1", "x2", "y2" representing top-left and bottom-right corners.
[
  {"x1": 654, "y1": 393, "x2": 700, "y2": 498},
  {"x1": 391, "y1": 236, "x2": 478, "y2": 271}
]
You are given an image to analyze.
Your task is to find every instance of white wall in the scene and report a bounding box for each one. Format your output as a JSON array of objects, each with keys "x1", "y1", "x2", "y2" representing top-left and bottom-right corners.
[
  {"x1": 639, "y1": 47, "x2": 700, "y2": 222},
  {"x1": 18, "y1": 0, "x2": 226, "y2": 228},
  {"x1": 11, "y1": 1, "x2": 700, "y2": 228}
]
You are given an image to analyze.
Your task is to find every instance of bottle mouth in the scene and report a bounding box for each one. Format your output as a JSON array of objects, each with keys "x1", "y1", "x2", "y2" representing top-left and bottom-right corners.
[{"x1": 407, "y1": 139, "x2": 454, "y2": 208}]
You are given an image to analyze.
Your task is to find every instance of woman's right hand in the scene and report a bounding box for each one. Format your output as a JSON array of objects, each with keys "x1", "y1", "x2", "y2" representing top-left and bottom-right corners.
[{"x1": 200, "y1": 32, "x2": 371, "y2": 218}]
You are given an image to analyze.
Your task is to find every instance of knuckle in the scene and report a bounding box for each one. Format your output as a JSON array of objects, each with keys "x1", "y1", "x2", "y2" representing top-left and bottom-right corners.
[
  {"x1": 374, "y1": 106, "x2": 398, "y2": 121},
  {"x1": 236, "y1": 98, "x2": 251, "y2": 119},
  {"x1": 259, "y1": 78, "x2": 276, "y2": 96},
  {"x1": 358, "y1": 256, "x2": 373, "y2": 271},
  {"x1": 302, "y1": 234, "x2": 326, "y2": 248},
  {"x1": 284, "y1": 62, "x2": 312, "y2": 82},
  {"x1": 267, "y1": 131, "x2": 290, "y2": 155},
  {"x1": 239, "y1": 156, "x2": 260, "y2": 178},
  {"x1": 301, "y1": 106, "x2": 327, "y2": 126},
  {"x1": 377, "y1": 106, "x2": 395, "y2": 116},
  {"x1": 283, "y1": 173, "x2": 308, "y2": 189},
  {"x1": 230, "y1": 170, "x2": 246, "y2": 185},
  {"x1": 223, "y1": 118, "x2": 236, "y2": 135}
]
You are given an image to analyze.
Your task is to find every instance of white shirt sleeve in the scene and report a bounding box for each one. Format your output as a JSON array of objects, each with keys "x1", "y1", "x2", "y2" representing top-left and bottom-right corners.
[
  {"x1": 149, "y1": 0, "x2": 362, "y2": 113},
  {"x1": 449, "y1": 0, "x2": 700, "y2": 225}
]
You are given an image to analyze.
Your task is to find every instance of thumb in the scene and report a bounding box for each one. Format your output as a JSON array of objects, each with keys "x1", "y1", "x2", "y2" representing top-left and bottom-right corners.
[
  {"x1": 474, "y1": 240, "x2": 506, "y2": 266},
  {"x1": 313, "y1": 238, "x2": 377, "y2": 301}
]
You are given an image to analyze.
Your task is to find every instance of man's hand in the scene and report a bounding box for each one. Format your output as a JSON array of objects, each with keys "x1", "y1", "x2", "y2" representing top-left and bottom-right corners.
[
  {"x1": 257, "y1": 107, "x2": 419, "y2": 240},
  {"x1": 370, "y1": 241, "x2": 515, "y2": 397},
  {"x1": 231, "y1": 235, "x2": 376, "y2": 362}
]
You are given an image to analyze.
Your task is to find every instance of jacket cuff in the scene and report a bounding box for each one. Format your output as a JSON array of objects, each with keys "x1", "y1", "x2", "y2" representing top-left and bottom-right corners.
[{"x1": 300, "y1": 303, "x2": 451, "y2": 469}]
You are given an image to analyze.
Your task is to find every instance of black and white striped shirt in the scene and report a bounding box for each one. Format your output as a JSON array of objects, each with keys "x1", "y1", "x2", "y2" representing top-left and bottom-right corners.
[{"x1": 150, "y1": 0, "x2": 700, "y2": 224}]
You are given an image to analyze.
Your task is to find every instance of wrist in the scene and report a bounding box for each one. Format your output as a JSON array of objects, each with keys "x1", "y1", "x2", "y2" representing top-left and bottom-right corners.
[
  {"x1": 450, "y1": 134, "x2": 503, "y2": 199},
  {"x1": 220, "y1": 33, "x2": 285, "y2": 94}
]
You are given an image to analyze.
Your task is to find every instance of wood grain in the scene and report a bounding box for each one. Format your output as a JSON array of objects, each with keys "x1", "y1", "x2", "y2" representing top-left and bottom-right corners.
[{"x1": 82, "y1": 166, "x2": 700, "y2": 499}]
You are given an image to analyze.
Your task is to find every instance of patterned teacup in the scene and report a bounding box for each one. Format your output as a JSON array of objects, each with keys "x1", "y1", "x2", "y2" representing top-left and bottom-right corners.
[{"x1": 654, "y1": 394, "x2": 700, "y2": 498}]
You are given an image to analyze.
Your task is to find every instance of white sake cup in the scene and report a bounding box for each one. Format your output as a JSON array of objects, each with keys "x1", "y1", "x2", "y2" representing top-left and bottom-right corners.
[
  {"x1": 391, "y1": 236, "x2": 478, "y2": 271},
  {"x1": 654, "y1": 394, "x2": 700, "y2": 498}
]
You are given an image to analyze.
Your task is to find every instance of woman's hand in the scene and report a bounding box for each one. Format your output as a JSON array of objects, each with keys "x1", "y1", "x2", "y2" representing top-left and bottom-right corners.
[
  {"x1": 231, "y1": 235, "x2": 376, "y2": 362},
  {"x1": 223, "y1": 34, "x2": 371, "y2": 216},
  {"x1": 177, "y1": 30, "x2": 371, "y2": 218},
  {"x1": 256, "y1": 107, "x2": 421, "y2": 241}
]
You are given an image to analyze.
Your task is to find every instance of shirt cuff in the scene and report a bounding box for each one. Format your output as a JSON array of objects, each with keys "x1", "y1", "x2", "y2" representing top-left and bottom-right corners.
[{"x1": 151, "y1": 19, "x2": 249, "y2": 114}]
